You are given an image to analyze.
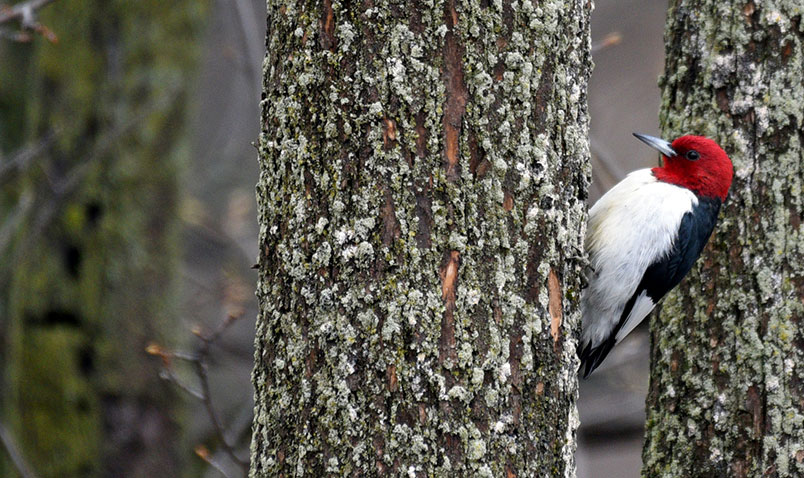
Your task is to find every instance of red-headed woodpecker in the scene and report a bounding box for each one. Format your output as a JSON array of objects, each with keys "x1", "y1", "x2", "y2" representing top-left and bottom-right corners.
[{"x1": 579, "y1": 133, "x2": 733, "y2": 378}]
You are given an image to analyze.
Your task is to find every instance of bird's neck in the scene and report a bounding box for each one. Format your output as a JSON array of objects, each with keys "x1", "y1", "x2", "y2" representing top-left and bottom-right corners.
[{"x1": 652, "y1": 166, "x2": 730, "y2": 201}]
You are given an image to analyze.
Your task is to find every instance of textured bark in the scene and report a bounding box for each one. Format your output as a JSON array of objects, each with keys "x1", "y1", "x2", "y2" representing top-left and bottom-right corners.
[
  {"x1": 251, "y1": 0, "x2": 591, "y2": 476},
  {"x1": 643, "y1": 1, "x2": 804, "y2": 477},
  {"x1": 0, "y1": 2, "x2": 207, "y2": 477}
]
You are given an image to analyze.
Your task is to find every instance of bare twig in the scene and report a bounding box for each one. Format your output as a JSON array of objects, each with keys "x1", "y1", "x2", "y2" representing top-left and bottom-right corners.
[
  {"x1": 149, "y1": 311, "x2": 250, "y2": 475},
  {"x1": 0, "y1": 0, "x2": 55, "y2": 24},
  {"x1": 158, "y1": 369, "x2": 205, "y2": 400},
  {"x1": 592, "y1": 31, "x2": 622, "y2": 53},
  {"x1": 0, "y1": 422, "x2": 39, "y2": 478},
  {"x1": 194, "y1": 320, "x2": 248, "y2": 471},
  {"x1": 228, "y1": 0, "x2": 261, "y2": 89},
  {"x1": 0, "y1": 190, "x2": 34, "y2": 253},
  {"x1": 0, "y1": 130, "x2": 56, "y2": 184},
  {"x1": 0, "y1": 88, "x2": 182, "y2": 276},
  {"x1": 196, "y1": 445, "x2": 236, "y2": 478},
  {"x1": 0, "y1": 0, "x2": 59, "y2": 42}
]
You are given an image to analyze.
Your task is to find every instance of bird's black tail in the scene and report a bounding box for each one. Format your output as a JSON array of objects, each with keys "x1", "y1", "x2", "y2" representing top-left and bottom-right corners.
[{"x1": 579, "y1": 338, "x2": 616, "y2": 378}]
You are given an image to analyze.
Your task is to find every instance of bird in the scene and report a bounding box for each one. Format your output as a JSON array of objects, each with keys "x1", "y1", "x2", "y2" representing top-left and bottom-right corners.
[{"x1": 578, "y1": 133, "x2": 734, "y2": 378}]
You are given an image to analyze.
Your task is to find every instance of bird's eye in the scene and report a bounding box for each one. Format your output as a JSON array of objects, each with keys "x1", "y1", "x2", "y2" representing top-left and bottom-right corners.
[{"x1": 686, "y1": 150, "x2": 700, "y2": 161}]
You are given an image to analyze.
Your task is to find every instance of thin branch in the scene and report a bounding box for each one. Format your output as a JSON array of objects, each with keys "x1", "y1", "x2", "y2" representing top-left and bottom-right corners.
[
  {"x1": 0, "y1": 190, "x2": 34, "y2": 253},
  {"x1": 194, "y1": 314, "x2": 249, "y2": 471},
  {"x1": 196, "y1": 311, "x2": 241, "y2": 345},
  {"x1": 228, "y1": 0, "x2": 261, "y2": 89},
  {"x1": 0, "y1": 0, "x2": 56, "y2": 26},
  {"x1": 169, "y1": 350, "x2": 200, "y2": 362},
  {"x1": 148, "y1": 311, "x2": 250, "y2": 475},
  {"x1": 158, "y1": 369, "x2": 205, "y2": 401},
  {"x1": 0, "y1": 422, "x2": 39, "y2": 478},
  {"x1": 591, "y1": 31, "x2": 622, "y2": 53},
  {"x1": 0, "y1": 130, "x2": 56, "y2": 184},
  {"x1": 0, "y1": 87, "x2": 182, "y2": 281},
  {"x1": 0, "y1": 0, "x2": 58, "y2": 42},
  {"x1": 196, "y1": 445, "x2": 236, "y2": 478}
]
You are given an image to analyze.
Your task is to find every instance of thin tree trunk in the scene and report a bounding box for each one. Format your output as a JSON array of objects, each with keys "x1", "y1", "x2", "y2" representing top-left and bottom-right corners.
[
  {"x1": 643, "y1": 1, "x2": 804, "y2": 476},
  {"x1": 251, "y1": 0, "x2": 591, "y2": 475},
  {"x1": 0, "y1": 2, "x2": 207, "y2": 477}
]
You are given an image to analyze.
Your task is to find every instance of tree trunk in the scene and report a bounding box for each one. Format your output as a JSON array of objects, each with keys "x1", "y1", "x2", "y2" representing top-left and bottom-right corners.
[
  {"x1": 251, "y1": 0, "x2": 591, "y2": 476},
  {"x1": 643, "y1": 1, "x2": 804, "y2": 476},
  {"x1": 0, "y1": 2, "x2": 207, "y2": 477}
]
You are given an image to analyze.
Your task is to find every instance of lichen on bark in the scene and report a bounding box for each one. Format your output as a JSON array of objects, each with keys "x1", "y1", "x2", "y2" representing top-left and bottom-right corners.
[
  {"x1": 251, "y1": 0, "x2": 591, "y2": 476},
  {"x1": 643, "y1": 1, "x2": 804, "y2": 477}
]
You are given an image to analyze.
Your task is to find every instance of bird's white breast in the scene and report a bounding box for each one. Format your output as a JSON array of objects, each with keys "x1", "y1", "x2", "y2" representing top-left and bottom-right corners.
[{"x1": 581, "y1": 169, "x2": 698, "y2": 348}]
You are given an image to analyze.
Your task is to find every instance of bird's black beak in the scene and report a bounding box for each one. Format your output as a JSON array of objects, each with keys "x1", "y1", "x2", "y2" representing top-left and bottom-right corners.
[{"x1": 633, "y1": 133, "x2": 677, "y2": 157}]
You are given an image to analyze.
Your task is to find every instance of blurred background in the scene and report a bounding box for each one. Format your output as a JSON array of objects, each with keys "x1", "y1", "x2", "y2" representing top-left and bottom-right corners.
[{"x1": 0, "y1": 0, "x2": 666, "y2": 476}]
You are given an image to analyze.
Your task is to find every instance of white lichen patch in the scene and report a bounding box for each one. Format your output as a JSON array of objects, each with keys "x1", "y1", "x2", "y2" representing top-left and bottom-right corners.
[
  {"x1": 447, "y1": 385, "x2": 471, "y2": 403},
  {"x1": 468, "y1": 439, "x2": 486, "y2": 461}
]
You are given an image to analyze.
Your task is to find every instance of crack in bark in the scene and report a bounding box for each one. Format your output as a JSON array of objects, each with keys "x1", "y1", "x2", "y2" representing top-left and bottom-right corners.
[
  {"x1": 387, "y1": 364, "x2": 398, "y2": 392},
  {"x1": 442, "y1": 0, "x2": 466, "y2": 182},
  {"x1": 381, "y1": 189, "x2": 401, "y2": 246},
  {"x1": 382, "y1": 117, "x2": 397, "y2": 150},
  {"x1": 548, "y1": 268, "x2": 562, "y2": 344},
  {"x1": 415, "y1": 110, "x2": 428, "y2": 160},
  {"x1": 439, "y1": 250, "x2": 460, "y2": 365},
  {"x1": 320, "y1": 0, "x2": 336, "y2": 51},
  {"x1": 503, "y1": 191, "x2": 513, "y2": 211},
  {"x1": 414, "y1": 177, "x2": 433, "y2": 249},
  {"x1": 468, "y1": 130, "x2": 490, "y2": 179}
]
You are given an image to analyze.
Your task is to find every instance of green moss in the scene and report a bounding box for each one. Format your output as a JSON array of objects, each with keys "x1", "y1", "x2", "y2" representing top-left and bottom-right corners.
[{"x1": 20, "y1": 327, "x2": 100, "y2": 476}]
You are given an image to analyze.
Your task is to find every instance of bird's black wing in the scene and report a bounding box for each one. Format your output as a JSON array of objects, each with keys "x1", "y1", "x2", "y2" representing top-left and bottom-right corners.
[
  {"x1": 580, "y1": 197, "x2": 721, "y2": 378},
  {"x1": 638, "y1": 196, "x2": 721, "y2": 302}
]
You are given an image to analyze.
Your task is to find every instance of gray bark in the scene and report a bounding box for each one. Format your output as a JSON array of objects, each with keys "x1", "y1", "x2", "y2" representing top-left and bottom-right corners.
[
  {"x1": 251, "y1": 0, "x2": 591, "y2": 476},
  {"x1": 643, "y1": 1, "x2": 804, "y2": 477}
]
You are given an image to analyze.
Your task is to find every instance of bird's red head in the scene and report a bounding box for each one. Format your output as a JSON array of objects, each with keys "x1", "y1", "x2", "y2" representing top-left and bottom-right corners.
[{"x1": 635, "y1": 134, "x2": 734, "y2": 201}]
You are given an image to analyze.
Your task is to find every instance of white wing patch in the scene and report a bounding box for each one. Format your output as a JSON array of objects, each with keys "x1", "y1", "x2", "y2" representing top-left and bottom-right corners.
[
  {"x1": 581, "y1": 169, "x2": 697, "y2": 349},
  {"x1": 614, "y1": 291, "x2": 655, "y2": 343}
]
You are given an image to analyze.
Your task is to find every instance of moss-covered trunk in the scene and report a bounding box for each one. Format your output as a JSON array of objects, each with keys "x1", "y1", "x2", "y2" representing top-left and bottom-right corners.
[
  {"x1": 643, "y1": 1, "x2": 804, "y2": 476},
  {"x1": 0, "y1": 2, "x2": 207, "y2": 477},
  {"x1": 251, "y1": 0, "x2": 591, "y2": 475}
]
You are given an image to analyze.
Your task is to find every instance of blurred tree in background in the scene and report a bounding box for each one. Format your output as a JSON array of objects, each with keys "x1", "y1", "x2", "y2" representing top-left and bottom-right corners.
[
  {"x1": 0, "y1": 1, "x2": 207, "y2": 476},
  {"x1": 644, "y1": 0, "x2": 804, "y2": 476}
]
